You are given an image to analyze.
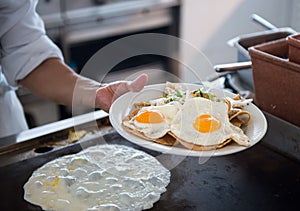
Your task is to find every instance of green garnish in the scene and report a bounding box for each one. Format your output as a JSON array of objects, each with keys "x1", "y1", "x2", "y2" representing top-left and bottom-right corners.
[
  {"x1": 191, "y1": 88, "x2": 219, "y2": 101},
  {"x1": 176, "y1": 91, "x2": 183, "y2": 97}
]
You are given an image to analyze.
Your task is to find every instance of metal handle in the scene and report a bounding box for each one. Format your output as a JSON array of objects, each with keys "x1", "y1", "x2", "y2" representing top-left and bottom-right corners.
[
  {"x1": 213, "y1": 61, "x2": 252, "y2": 73},
  {"x1": 251, "y1": 14, "x2": 277, "y2": 30}
]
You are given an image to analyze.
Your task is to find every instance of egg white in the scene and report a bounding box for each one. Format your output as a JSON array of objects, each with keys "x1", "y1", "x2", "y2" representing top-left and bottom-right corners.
[
  {"x1": 24, "y1": 145, "x2": 171, "y2": 211},
  {"x1": 123, "y1": 102, "x2": 180, "y2": 139},
  {"x1": 170, "y1": 97, "x2": 250, "y2": 146}
]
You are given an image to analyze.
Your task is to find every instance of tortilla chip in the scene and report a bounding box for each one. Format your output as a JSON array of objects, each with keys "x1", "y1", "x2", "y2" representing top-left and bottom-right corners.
[
  {"x1": 122, "y1": 118, "x2": 177, "y2": 147},
  {"x1": 168, "y1": 131, "x2": 232, "y2": 151}
]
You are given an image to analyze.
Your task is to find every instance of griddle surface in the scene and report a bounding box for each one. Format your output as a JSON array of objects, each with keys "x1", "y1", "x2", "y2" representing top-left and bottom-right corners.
[{"x1": 1, "y1": 131, "x2": 300, "y2": 211}]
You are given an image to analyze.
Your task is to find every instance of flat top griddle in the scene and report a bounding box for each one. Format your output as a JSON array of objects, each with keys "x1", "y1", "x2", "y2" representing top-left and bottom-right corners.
[{"x1": 1, "y1": 112, "x2": 300, "y2": 211}]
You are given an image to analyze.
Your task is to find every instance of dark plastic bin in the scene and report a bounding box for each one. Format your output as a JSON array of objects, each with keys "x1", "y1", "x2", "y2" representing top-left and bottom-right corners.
[
  {"x1": 288, "y1": 33, "x2": 300, "y2": 64},
  {"x1": 249, "y1": 38, "x2": 300, "y2": 127}
]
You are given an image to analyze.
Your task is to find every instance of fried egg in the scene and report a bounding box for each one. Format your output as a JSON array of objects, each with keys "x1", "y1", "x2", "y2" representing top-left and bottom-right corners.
[
  {"x1": 170, "y1": 97, "x2": 250, "y2": 147},
  {"x1": 24, "y1": 145, "x2": 171, "y2": 211},
  {"x1": 123, "y1": 102, "x2": 180, "y2": 139}
]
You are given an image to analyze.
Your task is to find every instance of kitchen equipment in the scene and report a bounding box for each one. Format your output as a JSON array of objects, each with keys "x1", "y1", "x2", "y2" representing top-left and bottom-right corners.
[
  {"x1": 287, "y1": 33, "x2": 300, "y2": 64},
  {"x1": 214, "y1": 14, "x2": 296, "y2": 94},
  {"x1": 0, "y1": 111, "x2": 300, "y2": 210},
  {"x1": 249, "y1": 38, "x2": 300, "y2": 127}
]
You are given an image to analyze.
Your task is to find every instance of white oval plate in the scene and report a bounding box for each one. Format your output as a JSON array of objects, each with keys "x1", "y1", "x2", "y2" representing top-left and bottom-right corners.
[{"x1": 109, "y1": 83, "x2": 267, "y2": 157}]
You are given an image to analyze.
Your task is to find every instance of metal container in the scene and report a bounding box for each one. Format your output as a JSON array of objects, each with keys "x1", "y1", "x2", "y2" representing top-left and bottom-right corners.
[
  {"x1": 215, "y1": 14, "x2": 296, "y2": 94},
  {"x1": 228, "y1": 27, "x2": 295, "y2": 91}
]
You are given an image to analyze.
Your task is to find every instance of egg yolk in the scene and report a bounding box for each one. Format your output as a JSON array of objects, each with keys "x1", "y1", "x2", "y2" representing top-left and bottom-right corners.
[
  {"x1": 193, "y1": 114, "x2": 221, "y2": 133},
  {"x1": 135, "y1": 110, "x2": 164, "y2": 124},
  {"x1": 44, "y1": 176, "x2": 60, "y2": 187}
]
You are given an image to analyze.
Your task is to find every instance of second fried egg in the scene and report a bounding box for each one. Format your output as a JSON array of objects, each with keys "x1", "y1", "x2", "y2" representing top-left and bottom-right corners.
[{"x1": 170, "y1": 97, "x2": 250, "y2": 147}]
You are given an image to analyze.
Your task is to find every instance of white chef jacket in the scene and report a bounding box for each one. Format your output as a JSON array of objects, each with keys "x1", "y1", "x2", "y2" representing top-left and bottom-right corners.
[{"x1": 0, "y1": 0, "x2": 63, "y2": 138}]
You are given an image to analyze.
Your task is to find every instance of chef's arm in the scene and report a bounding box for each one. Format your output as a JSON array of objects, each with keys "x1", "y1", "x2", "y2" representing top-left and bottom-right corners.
[
  {"x1": 19, "y1": 58, "x2": 148, "y2": 112},
  {"x1": 19, "y1": 58, "x2": 100, "y2": 108}
]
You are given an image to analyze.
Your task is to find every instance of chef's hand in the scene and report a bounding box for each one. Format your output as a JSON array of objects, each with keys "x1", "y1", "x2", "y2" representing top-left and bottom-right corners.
[{"x1": 95, "y1": 73, "x2": 148, "y2": 112}]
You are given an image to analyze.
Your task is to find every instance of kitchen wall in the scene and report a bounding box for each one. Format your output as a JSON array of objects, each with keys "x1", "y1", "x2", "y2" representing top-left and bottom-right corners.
[{"x1": 179, "y1": 0, "x2": 296, "y2": 82}]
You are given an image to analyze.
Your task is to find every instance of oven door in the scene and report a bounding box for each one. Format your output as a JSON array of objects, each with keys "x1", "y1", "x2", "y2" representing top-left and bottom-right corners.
[{"x1": 56, "y1": 1, "x2": 181, "y2": 83}]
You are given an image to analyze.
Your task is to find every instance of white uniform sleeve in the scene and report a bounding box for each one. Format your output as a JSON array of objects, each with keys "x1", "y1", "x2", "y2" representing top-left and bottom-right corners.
[{"x1": 0, "y1": 0, "x2": 64, "y2": 87}]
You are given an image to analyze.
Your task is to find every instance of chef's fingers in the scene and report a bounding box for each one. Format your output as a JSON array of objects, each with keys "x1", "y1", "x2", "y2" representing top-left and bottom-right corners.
[
  {"x1": 126, "y1": 73, "x2": 148, "y2": 92},
  {"x1": 108, "y1": 73, "x2": 148, "y2": 97}
]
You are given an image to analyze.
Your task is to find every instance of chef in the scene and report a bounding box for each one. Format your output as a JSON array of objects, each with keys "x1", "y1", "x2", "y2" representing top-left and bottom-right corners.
[{"x1": 0, "y1": 0, "x2": 148, "y2": 138}]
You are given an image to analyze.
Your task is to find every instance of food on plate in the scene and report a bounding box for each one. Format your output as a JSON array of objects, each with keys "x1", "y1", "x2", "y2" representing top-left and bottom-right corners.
[
  {"x1": 224, "y1": 94, "x2": 252, "y2": 128},
  {"x1": 24, "y1": 144, "x2": 170, "y2": 211},
  {"x1": 134, "y1": 82, "x2": 218, "y2": 107},
  {"x1": 122, "y1": 82, "x2": 252, "y2": 151},
  {"x1": 122, "y1": 103, "x2": 180, "y2": 140},
  {"x1": 169, "y1": 97, "x2": 250, "y2": 150}
]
